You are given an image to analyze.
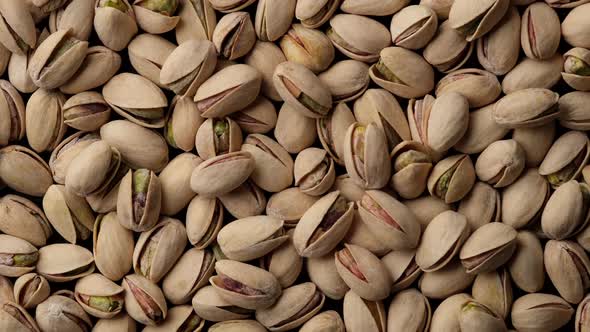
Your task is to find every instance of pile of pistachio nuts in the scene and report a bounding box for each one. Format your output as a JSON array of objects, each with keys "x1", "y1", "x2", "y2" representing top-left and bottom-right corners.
[{"x1": 3, "y1": 0, "x2": 590, "y2": 331}]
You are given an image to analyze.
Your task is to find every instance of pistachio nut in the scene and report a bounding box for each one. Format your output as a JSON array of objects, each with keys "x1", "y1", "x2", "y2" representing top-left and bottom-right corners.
[
  {"x1": 511, "y1": 293, "x2": 574, "y2": 332},
  {"x1": 390, "y1": 145, "x2": 431, "y2": 200},
  {"x1": 502, "y1": 54, "x2": 563, "y2": 95},
  {"x1": 435, "y1": 69, "x2": 501, "y2": 108},
  {"x1": 342, "y1": 0, "x2": 410, "y2": 16},
  {"x1": 458, "y1": 182, "x2": 501, "y2": 231},
  {"x1": 7, "y1": 47, "x2": 38, "y2": 94},
  {"x1": 265, "y1": 187, "x2": 319, "y2": 227},
  {"x1": 175, "y1": 0, "x2": 216, "y2": 43},
  {"x1": 255, "y1": 0, "x2": 295, "y2": 42},
  {"x1": 157, "y1": 153, "x2": 200, "y2": 215},
  {"x1": 319, "y1": 60, "x2": 369, "y2": 103},
  {"x1": 13, "y1": 273, "x2": 50, "y2": 309},
  {"x1": 507, "y1": 230, "x2": 544, "y2": 293},
  {"x1": 218, "y1": 216, "x2": 287, "y2": 262},
  {"x1": 195, "y1": 118, "x2": 242, "y2": 160},
  {"x1": 546, "y1": 240, "x2": 590, "y2": 304},
  {"x1": 501, "y1": 168, "x2": 550, "y2": 229},
  {"x1": 273, "y1": 61, "x2": 332, "y2": 118},
  {"x1": 42, "y1": 184, "x2": 95, "y2": 244},
  {"x1": 547, "y1": 0, "x2": 590, "y2": 8},
  {"x1": 93, "y1": 313, "x2": 136, "y2": 332},
  {"x1": 143, "y1": 305, "x2": 204, "y2": 332},
  {"x1": 64, "y1": 140, "x2": 119, "y2": 197},
  {"x1": 186, "y1": 196, "x2": 222, "y2": 249},
  {"x1": 427, "y1": 154, "x2": 475, "y2": 203},
  {"x1": 279, "y1": 24, "x2": 335, "y2": 73},
  {"x1": 455, "y1": 104, "x2": 510, "y2": 154},
  {"x1": 0, "y1": 80, "x2": 25, "y2": 148},
  {"x1": 381, "y1": 249, "x2": 421, "y2": 293},
  {"x1": 161, "y1": 40, "x2": 216, "y2": 97},
  {"x1": 416, "y1": 210, "x2": 469, "y2": 272},
  {"x1": 30, "y1": 0, "x2": 70, "y2": 14},
  {"x1": 521, "y1": 2, "x2": 561, "y2": 60},
  {"x1": 342, "y1": 289, "x2": 386, "y2": 332},
  {"x1": 476, "y1": 6, "x2": 520, "y2": 76},
  {"x1": 0, "y1": 235, "x2": 37, "y2": 278},
  {"x1": 117, "y1": 167, "x2": 162, "y2": 232},
  {"x1": 563, "y1": 47, "x2": 590, "y2": 91},
  {"x1": 275, "y1": 102, "x2": 317, "y2": 154},
  {"x1": 306, "y1": 252, "x2": 349, "y2": 300},
  {"x1": 243, "y1": 41, "x2": 286, "y2": 101},
  {"x1": 512, "y1": 122, "x2": 556, "y2": 167},
  {"x1": 332, "y1": 173, "x2": 366, "y2": 202},
  {"x1": 212, "y1": 11, "x2": 255, "y2": 60},
  {"x1": 133, "y1": 0, "x2": 180, "y2": 34},
  {"x1": 25, "y1": 88, "x2": 66, "y2": 153},
  {"x1": 542, "y1": 180, "x2": 590, "y2": 240},
  {"x1": 423, "y1": 19, "x2": 473, "y2": 73},
  {"x1": 539, "y1": 130, "x2": 590, "y2": 188},
  {"x1": 420, "y1": 0, "x2": 454, "y2": 18},
  {"x1": 94, "y1": 0, "x2": 138, "y2": 51},
  {"x1": 560, "y1": 92, "x2": 590, "y2": 130},
  {"x1": 35, "y1": 295, "x2": 92, "y2": 332},
  {"x1": 190, "y1": 151, "x2": 255, "y2": 196},
  {"x1": 294, "y1": 148, "x2": 336, "y2": 196},
  {"x1": 128, "y1": 33, "x2": 176, "y2": 88},
  {"x1": 296, "y1": 0, "x2": 340, "y2": 29},
  {"x1": 328, "y1": 14, "x2": 391, "y2": 63},
  {"x1": 0, "y1": 145, "x2": 52, "y2": 197},
  {"x1": 194, "y1": 64, "x2": 261, "y2": 118},
  {"x1": 369, "y1": 46, "x2": 434, "y2": 99},
  {"x1": 48, "y1": 0, "x2": 94, "y2": 41},
  {"x1": 430, "y1": 293, "x2": 472, "y2": 332},
  {"x1": 122, "y1": 274, "x2": 167, "y2": 326},
  {"x1": 459, "y1": 222, "x2": 517, "y2": 274},
  {"x1": 387, "y1": 288, "x2": 431, "y2": 332},
  {"x1": 220, "y1": 180, "x2": 267, "y2": 219},
  {"x1": 49, "y1": 131, "x2": 100, "y2": 185},
  {"x1": 299, "y1": 310, "x2": 344, "y2": 332},
  {"x1": 229, "y1": 96, "x2": 276, "y2": 135},
  {"x1": 85, "y1": 162, "x2": 129, "y2": 214},
  {"x1": 0, "y1": 0, "x2": 37, "y2": 55},
  {"x1": 62, "y1": 92, "x2": 111, "y2": 132},
  {"x1": 36, "y1": 243, "x2": 94, "y2": 282},
  {"x1": 577, "y1": 294, "x2": 590, "y2": 332},
  {"x1": 93, "y1": 212, "x2": 134, "y2": 281},
  {"x1": 390, "y1": 5, "x2": 438, "y2": 50},
  {"x1": 74, "y1": 273, "x2": 124, "y2": 318},
  {"x1": 493, "y1": 88, "x2": 560, "y2": 128},
  {"x1": 255, "y1": 282, "x2": 325, "y2": 331},
  {"x1": 162, "y1": 248, "x2": 214, "y2": 305},
  {"x1": 472, "y1": 268, "x2": 513, "y2": 319},
  {"x1": 402, "y1": 195, "x2": 452, "y2": 230},
  {"x1": 208, "y1": 0, "x2": 256, "y2": 12},
  {"x1": 334, "y1": 244, "x2": 392, "y2": 301},
  {"x1": 419, "y1": 259, "x2": 475, "y2": 299},
  {"x1": 209, "y1": 320, "x2": 266, "y2": 332},
  {"x1": 191, "y1": 285, "x2": 252, "y2": 322},
  {"x1": 475, "y1": 139, "x2": 525, "y2": 188},
  {"x1": 0, "y1": 45, "x2": 9, "y2": 77},
  {"x1": 0, "y1": 195, "x2": 52, "y2": 247},
  {"x1": 209, "y1": 259, "x2": 282, "y2": 310},
  {"x1": 316, "y1": 103, "x2": 355, "y2": 165},
  {"x1": 459, "y1": 300, "x2": 507, "y2": 332},
  {"x1": 259, "y1": 231, "x2": 302, "y2": 288},
  {"x1": 163, "y1": 99, "x2": 201, "y2": 152},
  {"x1": 242, "y1": 134, "x2": 294, "y2": 192},
  {"x1": 448, "y1": 0, "x2": 510, "y2": 41}
]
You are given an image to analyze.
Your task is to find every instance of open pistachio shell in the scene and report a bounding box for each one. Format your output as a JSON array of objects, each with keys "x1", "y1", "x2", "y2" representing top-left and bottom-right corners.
[
  {"x1": 0, "y1": 145, "x2": 52, "y2": 197},
  {"x1": 36, "y1": 243, "x2": 94, "y2": 282},
  {"x1": 458, "y1": 182, "x2": 501, "y2": 231},
  {"x1": 74, "y1": 273, "x2": 124, "y2": 319},
  {"x1": 502, "y1": 54, "x2": 563, "y2": 95},
  {"x1": 255, "y1": 0, "x2": 295, "y2": 42},
  {"x1": 501, "y1": 168, "x2": 550, "y2": 229},
  {"x1": 190, "y1": 151, "x2": 255, "y2": 196},
  {"x1": 539, "y1": 130, "x2": 590, "y2": 188},
  {"x1": 390, "y1": 5, "x2": 438, "y2": 50},
  {"x1": 328, "y1": 14, "x2": 391, "y2": 63},
  {"x1": 435, "y1": 68, "x2": 501, "y2": 108},
  {"x1": 294, "y1": 148, "x2": 336, "y2": 196},
  {"x1": 476, "y1": 6, "x2": 520, "y2": 76},
  {"x1": 521, "y1": 2, "x2": 561, "y2": 61},
  {"x1": 94, "y1": 0, "x2": 138, "y2": 51},
  {"x1": 0, "y1": 195, "x2": 52, "y2": 247},
  {"x1": 542, "y1": 180, "x2": 590, "y2": 240},
  {"x1": 191, "y1": 285, "x2": 252, "y2": 322},
  {"x1": 0, "y1": 1, "x2": 37, "y2": 55},
  {"x1": 342, "y1": 289, "x2": 386, "y2": 332},
  {"x1": 133, "y1": 0, "x2": 180, "y2": 34},
  {"x1": 544, "y1": 240, "x2": 590, "y2": 304},
  {"x1": 128, "y1": 33, "x2": 175, "y2": 88},
  {"x1": 419, "y1": 260, "x2": 476, "y2": 300},
  {"x1": 423, "y1": 19, "x2": 473, "y2": 73},
  {"x1": 49, "y1": 132, "x2": 100, "y2": 185},
  {"x1": 0, "y1": 80, "x2": 25, "y2": 148},
  {"x1": 208, "y1": 0, "x2": 257, "y2": 13},
  {"x1": 296, "y1": 0, "x2": 340, "y2": 28},
  {"x1": 195, "y1": 117, "x2": 242, "y2": 160},
  {"x1": 212, "y1": 11, "x2": 255, "y2": 61},
  {"x1": 280, "y1": 24, "x2": 335, "y2": 74},
  {"x1": 390, "y1": 141, "x2": 433, "y2": 199},
  {"x1": 117, "y1": 168, "x2": 161, "y2": 232},
  {"x1": 317, "y1": 103, "x2": 356, "y2": 165},
  {"x1": 562, "y1": 47, "x2": 590, "y2": 91},
  {"x1": 459, "y1": 222, "x2": 517, "y2": 274},
  {"x1": 382, "y1": 249, "x2": 422, "y2": 293},
  {"x1": 387, "y1": 288, "x2": 431, "y2": 332},
  {"x1": 241, "y1": 134, "x2": 294, "y2": 193},
  {"x1": 0, "y1": 235, "x2": 38, "y2": 278},
  {"x1": 175, "y1": 0, "x2": 216, "y2": 43},
  {"x1": 62, "y1": 92, "x2": 111, "y2": 132},
  {"x1": 35, "y1": 295, "x2": 92, "y2": 332},
  {"x1": 448, "y1": 0, "x2": 510, "y2": 41},
  {"x1": 42, "y1": 184, "x2": 95, "y2": 244},
  {"x1": 13, "y1": 273, "x2": 50, "y2": 309},
  {"x1": 472, "y1": 268, "x2": 513, "y2": 319},
  {"x1": 319, "y1": 60, "x2": 370, "y2": 103},
  {"x1": 493, "y1": 88, "x2": 560, "y2": 128},
  {"x1": 560, "y1": 92, "x2": 590, "y2": 130},
  {"x1": 122, "y1": 274, "x2": 167, "y2": 326},
  {"x1": 475, "y1": 139, "x2": 525, "y2": 188},
  {"x1": 220, "y1": 180, "x2": 267, "y2": 219},
  {"x1": 427, "y1": 154, "x2": 476, "y2": 204},
  {"x1": 143, "y1": 305, "x2": 204, "y2": 332},
  {"x1": 430, "y1": 293, "x2": 472, "y2": 332}
]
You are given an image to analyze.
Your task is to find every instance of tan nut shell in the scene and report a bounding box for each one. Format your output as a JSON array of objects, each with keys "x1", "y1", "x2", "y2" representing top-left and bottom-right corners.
[
  {"x1": 36, "y1": 243, "x2": 94, "y2": 282},
  {"x1": 477, "y1": 6, "x2": 520, "y2": 76},
  {"x1": 475, "y1": 139, "x2": 525, "y2": 188},
  {"x1": 493, "y1": 88, "x2": 560, "y2": 128},
  {"x1": 390, "y1": 5, "x2": 438, "y2": 50},
  {"x1": 459, "y1": 222, "x2": 517, "y2": 274},
  {"x1": 448, "y1": 0, "x2": 510, "y2": 41},
  {"x1": 435, "y1": 68, "x2": 501, "y2": 108},
  {"x1": 328, "y1": 14, "x2": 391, "y2": 63},
  {"x1": 42, "y1": 184, "x2": 95, "y2": 244},
  {"x1": 0, "y1": 145, "x2": 52, "y2": 197},
  {"x1": 427, "y1": 154, "x2": 476, "y2": 204},
  {"x1": 74, "y1": 273, "x2": 124, "y2": 318},
  {"x1": 162, "y1": 248, "x2": 214, "y2": 305},
  {"x1": 122, "y1": 274, "x2": 167, "y2": 326},
  {"x1": 507, "y1": 231, "x2": 544, "y2": 293},
  {"x1": 190, "y1": 151, "x2": 255, "y2": 196},
  {"x1": 93, "y1": 212, "x2": 134, "y2": 281}
]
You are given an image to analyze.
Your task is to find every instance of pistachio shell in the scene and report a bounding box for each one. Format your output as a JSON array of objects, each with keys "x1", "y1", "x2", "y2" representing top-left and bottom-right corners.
[
  {"x1": 266, "y1": 187, "x2": 319, "y2": 226},
  {"x1": 475, "y1": 139, "x2": 525, "y2": 188},
  {"x1": 390, "y1": 5, "x2": 438, "y2": 50},
  {"x1": 389, "y1": 141, "x2": 433, "y2": 199},
  {"x1": 560, "y1": 92, "x2": 590, "y2": 130},
  {"x1": 430, "y1": 293, "x2": 472, "y2": 332},
  {"x1": 511, "y1": 293, "x2": 573, "y2": 331},
  {"x1": 427, "y1": 154, "x2": 476, "y2": 204},
  {"x1": 342, "y1": 290, "x2": 386, "y2": 332},
  {"x1": 300, "y1": 310, "x2": 344, "y2": 332},
  {"x1": 328, "y1": 14, "x2": 391, "y2": 63},
  {"x1": 42, "y1": 184, "x2": 95, "y2": 244},
  {"x1": 219, "y1": 180, "x2": 267, "y2": 219},
  {"x1": 459, "y1": 222, "x2": 517, "y2": 274},
  {"x1": 458, "y1": 182, "x2": 501, "y2": 231},
  {"x1": 133, "y1": 0, "x2": 180, "y2": 34},
  {"x1": 94, "y1": 0, "x2": 138, "y2": 51},
  {"x1": 319, "y1": 60, "x2": 370, "y2": 102},
  {"x1": 539, "y1": 131, "x2": 590, "y2": 188},
  {"x1": 93, "y1": 212, "x2": 134, "y2": 281},
  {"x1": 507, "y1": 231, "x2": 545, "y2": 293},
  {"x1": 122, "y1": 274, "x2": 167, "y2": 326},
  {"x1": 255, "y1": 0, "x2": 295, "y2": 42},
  {"x1": 0, "y1": 1, "x2": 37, "y2": 55},
  {"x1": 189, "y1": 151, "x2": 255, "y2": 196},
  {"x1": 296, "y1": 0, "x2": 339, "y2": 28},
  {"x1": 387, "y1": 288, "x2": 431, "y2": 332},
  {"x1": 423, "y1": 19, "x2": 473, "y2": 73},
  {"x1": 521, "y1": 2, "x2": 560, "y2": 60},
  {"x1": 231, "y1": 96, "x2": 277, "y2": 134},
  {"x1": 0, "y1": 195, "x2": 52, "y2": 247},
  {"x1": 49, "y1": 131, "x2": 100, "y2": 185},
  {"x1": 0, "y1": 145, "x2": 52, "y2": 197},
  {"x1": 472, "y1": 268, "x2": 513, "y2": 319},
  {"x1": 501, "y1": 168, "x2": 550, "y2": 229},
  {"x1": 342, "y1": 0, "x2": 410, "y2": 16},
  {"x1": 74, "y1": 273, "x2": 124, "y2": 318},
  {"x1": 243, "y1": 41, "x2": 286, "y2": 101},
  {"x1": 191, "y1": 285, "x2": 251, "y2": 322},
  {"x1": 162, "y1": 248, "x2": 214, "y2": 305},
  {"x1": 448, "y1": 0, "x2": 510, "y2": 41},
  {"x1": 493, "y1": 88, "x2": 560, "y2": 128},
  {"x1": 502, "y1": 54, "x2": 563, "y2": 94},
  {"x1": 25, "y1": 88, "x2": 66, "y2": 153},
  {"x1": 36, "y1": 243, "x2": 94, "y2": 282},
  {"x1": 175, "y1": 0, "x2": 216, "y2": 43},
  {"x1": 35, "y1": 295, "x2": 91, "y2": 332},
  {"x1": 435, "y1": 68, "x2": 501, "y2": 108},
  {"x1": 455, "y1": 103, "x2": 510, "y2": 155},
  {"x1": 62, "y1": 92, "x2": 111, "y2": 132},
  {"x1": 128, "y1": 33, "x2": 175, "y2": 88},
  {"x1": 242, "y1": 134, "x2": 294, "y2": 193},
  {"x1": 382, "y1": 249, "x2": 422, "y2": 293},
  {"x1": 294, "y1": 148, "x2": 336, "y2": 196},
  {"x1": 275, "y1": 102, "x2": 317, "y2": 154},
  {"x1": 512, "y1": 122, "x2": 555, "y2": 167},
  {"x1": 544, "y1": 240, "x2": 590, "y2": 304},
  {"x1": 13, "y1": 273, "x2": 49, "y2": 309},
  {"x1": 476, "y1": 6, "x2": 520, "y2": 76},
  {"x1": 419, "y1": 260, "x2": 475, "y2": 299}
]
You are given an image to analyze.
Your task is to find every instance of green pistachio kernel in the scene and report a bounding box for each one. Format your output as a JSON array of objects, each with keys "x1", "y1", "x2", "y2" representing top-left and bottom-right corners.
[
  {"x1": 133, "y1": 169, "x2": 151, "y2": 195},
  {"x1": 394, "y1": 150, "x2": 431, "y2": 172},
  {"x1": 88, "y1": 296, "x2": 122, "y2": 312},
  {"x1": 178, "y1": 313, "x2": 202, "y2": 332},
  {"x1": 565, "y1": 56, "x2": 590, "y2": 76},
  {"x1": 12, "y1": 253, "x2": 39, "y2": 267},
  {"x1": 100, "y1": 0, "x2": 129, "y2": 12},
  {"x1": 139, "y1": 0, "x2": 178, "y2": 16},
  {"x1": 375, "y1": 59, "x2": 405, "y2": 84},
  {"x1": 165, "y1": 118, "x2": 177, "y2": 148},
  {"x1": 435, "y1": 163, "x2": 459, "y2": 199}
]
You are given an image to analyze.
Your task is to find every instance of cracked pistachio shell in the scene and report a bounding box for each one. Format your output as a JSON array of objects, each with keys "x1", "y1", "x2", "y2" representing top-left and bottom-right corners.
[
  {"x1": 175, "y1": 0, "x2": 216, "y2": 43},
  {"x1": 100, "y1": 120, "x2": 169, "y2": 171},
  {"x1": 62, "y1": 46, "x2": 122, "y2": 95},
  {"x1": 280, "y1": 24, "x2": 335, "y2": 74},
  {"x1": 435, "y1": 69, "x2": 501, "y2": 108},
  {"x1": 220, "y1": 180, "x2": 267, "y2": 219},
  {"x1": 430, "y1": 293, "x2": 472, "y2": 332},
  {"x1": 507, "y1": 231, "x2": 544, "y2": 293},
  {"x1": 62, "y1": 92, "x2": 111, "y2": 132},
  {"x1": 335, "y1": 244, "x2": 392, "y2": 301},
  {"x1": 472, "y1": 269, "x2": 513, "y2": 319},
  {"x1": 458, "y1": 182, "x2": 501, "y2": 231},
  {"x1": 294, "y1": 148, "x2": 336, "y2": 196},
  {"x1": 273, "y1": 61, "x2": 331, "y2": 118},
  {"x1": 416, "y1": 211, "x2": 469, "y2": 272},
  {"x1": 560, "y1": 92, "x2": 590, "y2": 130},
  {"x1": 117, "y1": 168, "x2": 161, "y2": 232},
  {"x1": 36, "y1": 243, "x2": 94, "y2": 282},
  {"x1": 0, "y1": 80, "x2": 25, "y2": 147},
  {"x1": 295, "y1": 0, "x2": 340, "y2": 29},
  {"x1": 191, "y1": 285, "x2": 251, "y2": 322},
  {"x1": 48, "y1": 132, "x2": 100, "y2": 184},
  {"x1": 143, "y1": 305, "x2": 204, "y2": 332},
  {"x1": 86, "y1": 162, "x2": 129, "y2": 214},
  {"x1": 419, "y1": 260, "x2": 475, "y2": 299},
  {"x1": 122, "y1": 274, "x2": 167, "y2": 326},
  {"x1": 294, "y1": 191, "x2": 354, "y2": 257},
  {"x1": 427, "y1": 154, "x2": 476, "y2": 203},
  {"x1": 475, "y1": 139, "x2": 525, "y2": 188},
  {"x1": 210, "y1": 260, "x2": 282, "y2": 310},
  {"x1": 539, "y1": 131, "x2": 590, "y2": 188},
  {"x1": 493, "y1": 88, "x2": 560, "y2": 128},
  {"x1": 521, "y1": 2, "x2": 560, "y2": 60},
  {"x1": 255, "y1": 0, "x2": 295, "y2": 42},
  {"x1": 165, "y1": 96, "x2": 204, "y2": 152},
  {"x1": 218, "y1": 216, "x2": 287, "y2": 262},
  {"x1": 342, "y1": 290, "x2": 386, "y2": 332},
  {"x1": 455, "y1": 103, "x2": 510, "y2": 154},
  {"x1": 390, "y1": 5, "x2": 438, "y2": 50},
  {"x1": 157, "y1": 154, "x2": 201, "y2": 216},
  {"x1": 94, "y1": 0, "x2": 138, "y2": 51},
  {"x1": 511, "y1": 293, "x2": 574, "y2": 332},
  {"x1": 563, "y1": 47, "x2": 590, "y2": 91},
  {"x1": 387, "y1": 288, "x2": 431, "y2": 332},
  {"x1": 501, "y1": 168, "x2": 550, "y2": 229},
  {"x1": 103, "y1": 73, "x2": 168, "y2": 129},
  {"x1": 0, "y1": 0, "x2": 36, "y2": 55},
  {"x1": 0, "y1": 235, "x2": 37, "y2": 278},
  {"x1": 64, "y1": 140, "x2": 117, "y2": 196},
  {"x1": 74, "y1": 273, "x2": 124, "y2": 319},
  {"x1": 93, "y1": 212, "x2": 134, "y2": 281},
  {"x1": 512, "y1": 122, "x2": 555, "y2": 167},
  {"x1": 306, "y1": 252, "x2": 349, "y2": 300},
  {"x1": 128, "y1": 33, "x2": 175, "y2": 88},
  {"x1": 476, "y1": 6, "x2": 520, "y2": 76},
  {"x1": 328, "y1": 14, "x2": 390, "y2": 63},
  {"x1": 502, "y1": 54, "x2": 563, "y2": 95},
  {"x1": 448, "y1": 0, "x2": 510, "y2": 41},
  {"x1": 256, "y1": 282, "x2": 325, "y2": 331},
  {"x1": 542, "y1": 180, "x2": 590, "y2": 240},
  {"x1": 300, "y1": 310, "x2": 344, "y2": 332},
  {"x1": 132, "y1": 0, "x2": 180, "y2": 35},
  {"x1": 259, "y1": 231, "x2": 302, "y2": 288},
  {"x1": 402, "y1": 195, "x2": 451, "y2": 230},
  {"x1": 423, "y1": 20, "x2": 473, "y2": 73},
  {"x1": 577, "y1": 294, "x2": 590, "y2": 332},
  {"x1": 190, "y1": 151, "x2": 255, "y2": 196},
  {"x1": 194, "y1": 64, "x2": 261, "y2": 118},
  {"x1": 13, "y1": 273, "x2": 50, "y2": 309},
  {"x1": 8, "y1": 48, "x2": 37, "y2": 94},
  {"x1": 266, "y1": 187, "x2": 319, "y2": 227},
  {"x1": 317, "y1": 103, "x2": 355, "y2": 165},
  {"x1": 195, "y1": 118, "x2": 242, "y2": 160},
  {"x1": 242, "y1": 134, "x2": 294, "y2": 192},
  {"x1": 343, "y1": 122, "x2": 391, "y2": 189},
  {"x1": 162, "y1": 248, "x2": 214, "y2": 305},
  {"x1": 212, "y1": 12, "x2": 255, "y2": 61},
  {"x1": 186, "y1": 195, "x2": 223, "y2": 248},
  {"x1": 43, "y1": 184, "x2": 95, "y2": 244},
  {"x1": 354, "y1": 88, "x2": 410, "y2": 150},
  {"x1": 358, "y1": 190, "x2": 421, "y2": 250},
  {"x1": 369, "y1": 46, "x2": 434, "y2": 99},
  {"x1": 274, "y1": 100, "x2": 316, "y2": 154},
  {"x1": 133, "y1": 217, "x2": 187, "y2": 283},
  {"x1": 382, "y1": 249, "x2": 421, "y2": 293},
  {"x1": 231, "y1": 96, "x2": 277, "y2": 134},
  {"x1": 545, "y1": 240, "x2": 590, "y2": 304},
  {"x1": 25, "y1": 88, "x2": 66, "y2": 153},
  {"x1": 0, "y1": 195, "x2": 52, "y2": 247},
  {"x1": 28, "y1": 29, "x2": 88, "y2": 89},
  {"x1": 161, "y1": 40, "x2": 216, "y2": 97},
  {"x1": 0, "y1": 145, "x2": 52, "y2": 197},
  {"x1": 459, "y1": 222, "x2": 517, "y2": 274},
  {"x1": 36, "y1": 295, "x2": 91, "y2": 332},
  {"x1": 48, "y1": 0, "x2": 94, "y2": 41},
  {"x1": 342, "y1": 0, "x2": 409, "y2": 16},
  {"x1": 459, "y1": 300, "x2": 507, "y2": 332},
  {"x1": 244, "y1": 41, "x2": 285, "y2": 102},
  {"x1": 208, "y1": 0, "x2": 256, "y2": 12},
  {"x1": 319, "y1": 60, "x2": 369, "y2": 103},
  {"x1": 210, "y1": 320, "x2": 266, "y2": 332}
]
